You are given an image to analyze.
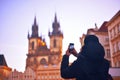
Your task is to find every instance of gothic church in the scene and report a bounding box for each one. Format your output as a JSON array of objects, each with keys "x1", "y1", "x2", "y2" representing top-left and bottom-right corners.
[{"x1": 26, "y1": 14, "x2": 64, "y2": 80}]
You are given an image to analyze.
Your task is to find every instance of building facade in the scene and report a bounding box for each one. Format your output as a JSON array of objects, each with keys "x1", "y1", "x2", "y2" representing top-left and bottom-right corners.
[
  {"x1": 80, "y1": 22, "x2": 111, "y2": 62},
  {"x1": 8, "y1": 67, "x2": 35, "y2": 80},
  {"x1": 8, "y1": 69, "x2": 23, "y2": 80},
  {"x1": 8, "y1": 14, "x2": 75, "y2": 80},
  {"x1": 106, "y1": 10, "x2": 120, "y2": 67},
  {"x1": 0, "y1": 54, "x2": 12, "y2": 80},
  {"x1": 26, "y1": 14, "x2": 64, "y2": 80},
  {"x1": 6, "y1": 10, "x2": 120, "y2": 80}
]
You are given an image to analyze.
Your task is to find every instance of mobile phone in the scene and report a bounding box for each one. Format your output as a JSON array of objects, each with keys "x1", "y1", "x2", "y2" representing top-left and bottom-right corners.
[{"x1": 69, "y1": 43, "x2": 74, "y2": 51}]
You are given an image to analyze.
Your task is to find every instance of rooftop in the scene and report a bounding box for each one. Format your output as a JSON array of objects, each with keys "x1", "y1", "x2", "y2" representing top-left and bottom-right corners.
[{"x1": 0, "y1": 54, "x2": 8, "y2": 67}]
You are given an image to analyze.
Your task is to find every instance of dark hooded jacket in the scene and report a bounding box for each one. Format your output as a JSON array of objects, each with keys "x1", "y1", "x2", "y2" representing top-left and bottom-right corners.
[{"x1": 61, "y1": 35, "x2": 110, "y2": 80}]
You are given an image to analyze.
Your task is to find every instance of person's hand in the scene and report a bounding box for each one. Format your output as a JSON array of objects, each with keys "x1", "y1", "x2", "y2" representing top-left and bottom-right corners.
[
  {"x1": 65, "y1": 49, "x2": 71, "y2": 56},
  {"x1": 70, "y1": 48, "x2": 78, "y2": 57}
]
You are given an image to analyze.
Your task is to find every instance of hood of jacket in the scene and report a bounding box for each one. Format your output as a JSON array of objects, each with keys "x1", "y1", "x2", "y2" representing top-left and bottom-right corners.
[
  {"x1": 80, "y1": 35, "x2": 105, "y2": 61},
  {"x1": 83, "y1": 42, "x2": 105, "y2": 61}
]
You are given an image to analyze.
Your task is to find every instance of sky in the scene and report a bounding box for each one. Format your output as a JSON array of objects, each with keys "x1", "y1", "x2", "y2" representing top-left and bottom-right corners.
[{"x1": 0, "y1": 0, "x2": 120, "y2": 72}]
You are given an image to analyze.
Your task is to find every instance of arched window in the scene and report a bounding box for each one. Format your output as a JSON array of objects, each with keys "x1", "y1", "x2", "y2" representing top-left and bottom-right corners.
[
  {"x1": 32, "y1": 42, "x2": 34, "y2": 50},
  {"x1": 40, "y1": 58, "x2": 47, "y2": 65},
  {"x1": 54, "y1": 39, "x2": 57, "y2": 48},
  {"x1": 34, "y1": 58, "x2": 37, "y2": 64}
]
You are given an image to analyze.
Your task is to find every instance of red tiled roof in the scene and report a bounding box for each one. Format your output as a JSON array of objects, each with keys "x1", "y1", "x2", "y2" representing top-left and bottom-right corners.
[{"x1": 98, "y1": 21, "x2": 108, "y2": 32}]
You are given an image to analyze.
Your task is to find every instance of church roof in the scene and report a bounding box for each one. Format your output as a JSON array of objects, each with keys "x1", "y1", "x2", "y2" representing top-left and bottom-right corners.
[{"x1": 0, "y1": 54, "x2": 8, "y2": 67}]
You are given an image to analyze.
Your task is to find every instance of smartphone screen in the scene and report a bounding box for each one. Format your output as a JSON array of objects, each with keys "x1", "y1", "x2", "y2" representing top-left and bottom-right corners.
[{"x1": 69, "y1": 43, "x2": 74, "y2": 50}]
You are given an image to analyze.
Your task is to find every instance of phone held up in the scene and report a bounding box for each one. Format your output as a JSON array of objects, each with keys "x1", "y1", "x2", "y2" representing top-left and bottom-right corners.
[{"x1": 69, "y1": 43, "x2": 74, "y2": 52}]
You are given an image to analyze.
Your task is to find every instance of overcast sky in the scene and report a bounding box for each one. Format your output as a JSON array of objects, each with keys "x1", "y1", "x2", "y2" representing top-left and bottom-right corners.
[{"x1": 0, "y1": 0, "x2": 120, "y2": 72}]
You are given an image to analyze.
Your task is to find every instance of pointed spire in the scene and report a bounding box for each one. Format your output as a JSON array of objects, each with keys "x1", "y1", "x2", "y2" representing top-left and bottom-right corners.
[
  {"x1": 27, "y1": 31, "x2": 30, "y2": 39},
  {"x1": 95, "y1": 23, "x2": 97, "y2": 28},
  {"x1": 48, "y1": 13, "x2": 63, "y2": 37},
  {"x1": 52, "y1": 13, "x2": 60, "y2": 34},
  {"x1": 31, "y1": 16, "x2": 39, "y2": 38},
  {"x1": 34, "y1": 16, "x2": 37, "y2": 25},
  {"x1": 95, "y1": 23, "x2": 98, "y2": 31},
  {"x1": 54, "y1": 13, "x2": 57, "y2": 23}
]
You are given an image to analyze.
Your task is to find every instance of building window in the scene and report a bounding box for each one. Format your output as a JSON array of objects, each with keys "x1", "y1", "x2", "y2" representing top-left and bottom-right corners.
[
  {"x1": 119, "y1": 61, "x2": 120, "y2": 67},
  {"x1": 105, "y1": 37, "x2": 109, "y2": 42},
  {"x1": 106, "y1": 49, "x2": 110, "y2": 58},
  {"x1": 116, "y1": 42, "x2": 119, "y2": 52},
  {"x1": 40, "y1": 58, "x2": 47, "y2": 65},
  {"x1": 32, "y1": 42, "x2": 34, "y2": 50},
  {"x1": 118, "y1": 41, "x2": 120, "y2": 51},
  {"x1": 116, "y1": 61, "x2": 120, "y2": 67},
  {"x1": 113, "y1": 43, "x2": 117, "y2": 53},
  {"x1": 117, "y1": 24, "x2": 119, "y2": 34},
  {"x1": 114, "y1": 62, "x2": 117, "y2": 67},
  {"x1": 119, "y1": 23, "x2": 120, "y2": 33},
  {"x1": 111, "y1": 29, "x2": 114, "y2": 38},
  {"x1": 110, "y1": 30, "x2": 112, "y2": 39},
  {"x1": 53, "y1": 39, "x2": 57, "y2": 48},
  {"x1": 34, "y1": 58, "x2": 37, "y2": 64},
  {"x1": 114, "y1": 27, "x2": 116, "y2": 36}
]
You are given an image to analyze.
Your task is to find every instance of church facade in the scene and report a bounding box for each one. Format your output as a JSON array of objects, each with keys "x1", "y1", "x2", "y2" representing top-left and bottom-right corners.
[{"x1": 26, "y1": 14, "x2": 64, "y2": 80}]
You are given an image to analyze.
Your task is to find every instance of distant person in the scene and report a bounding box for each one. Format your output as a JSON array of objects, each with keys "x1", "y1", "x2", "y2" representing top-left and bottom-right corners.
[{"x1": 61, "y1": 35, "x2": 112, "y2": 80}]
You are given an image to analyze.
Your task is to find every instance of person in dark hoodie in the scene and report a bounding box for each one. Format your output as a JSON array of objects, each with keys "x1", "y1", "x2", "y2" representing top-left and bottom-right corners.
[{"x1": 61, "y1": 35, "x2": 112, "y2": 80}]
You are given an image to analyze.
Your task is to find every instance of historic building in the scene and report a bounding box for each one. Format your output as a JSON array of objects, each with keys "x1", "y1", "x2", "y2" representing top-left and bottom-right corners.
[
  {"x1": 80, "y1": 11, "x2": 120, "y2": 80},
  {"x1": 8, "y1": 69, "x2": 23, "y2": 80},
  {"x1": 8, "y1": 14, "x2": 75, "y2": 80},
  {"x1": 26, "y1": 14, "x2": 64, "y2": 80},
  {"x1": 80, "y1": 22, "x2": 111, "y2": 63},
  {"x1": 106, "y1": 10, "x2": 120, "y2": 67},
  {"x1": 7, "y1": 11, "x2": 120, "y2": 80},
  {"x1": 8, "y1": 67, "x2": 35, "y2": 80},
  {"x1": 0, "y1": 54, "x2": 12, "y2": 80}
]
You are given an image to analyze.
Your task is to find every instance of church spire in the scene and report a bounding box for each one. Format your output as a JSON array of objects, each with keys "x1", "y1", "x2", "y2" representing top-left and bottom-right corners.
[
  {"x1": 49, "y1": 13, "x2": 63, "y2": 37},
  {"x1": 52, "y1": 13, "x2": 60, "y2": 34},
  {"x1": 34, "y1": 16, "x2": 37, "y2": 25},
  {"x1": 31, "y1": 16, "x2": 39, "y2": 38},
  {"x1": 54, "y1": 13, "x2": 57, "y2": 23},
  {"x1": 27, "y1": 31, "x2": 30, "y2": 39}
]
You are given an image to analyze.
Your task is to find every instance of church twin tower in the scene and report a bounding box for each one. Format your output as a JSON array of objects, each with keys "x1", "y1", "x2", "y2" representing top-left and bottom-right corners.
[{"x1": 26, "y1": 14, "x2": 63, "y2": 70}]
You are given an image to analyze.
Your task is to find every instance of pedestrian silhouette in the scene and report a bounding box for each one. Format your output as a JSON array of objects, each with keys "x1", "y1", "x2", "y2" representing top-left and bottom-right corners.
[{"x1": 61, "y1": 35, "x2": 112, "y2": 80}]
